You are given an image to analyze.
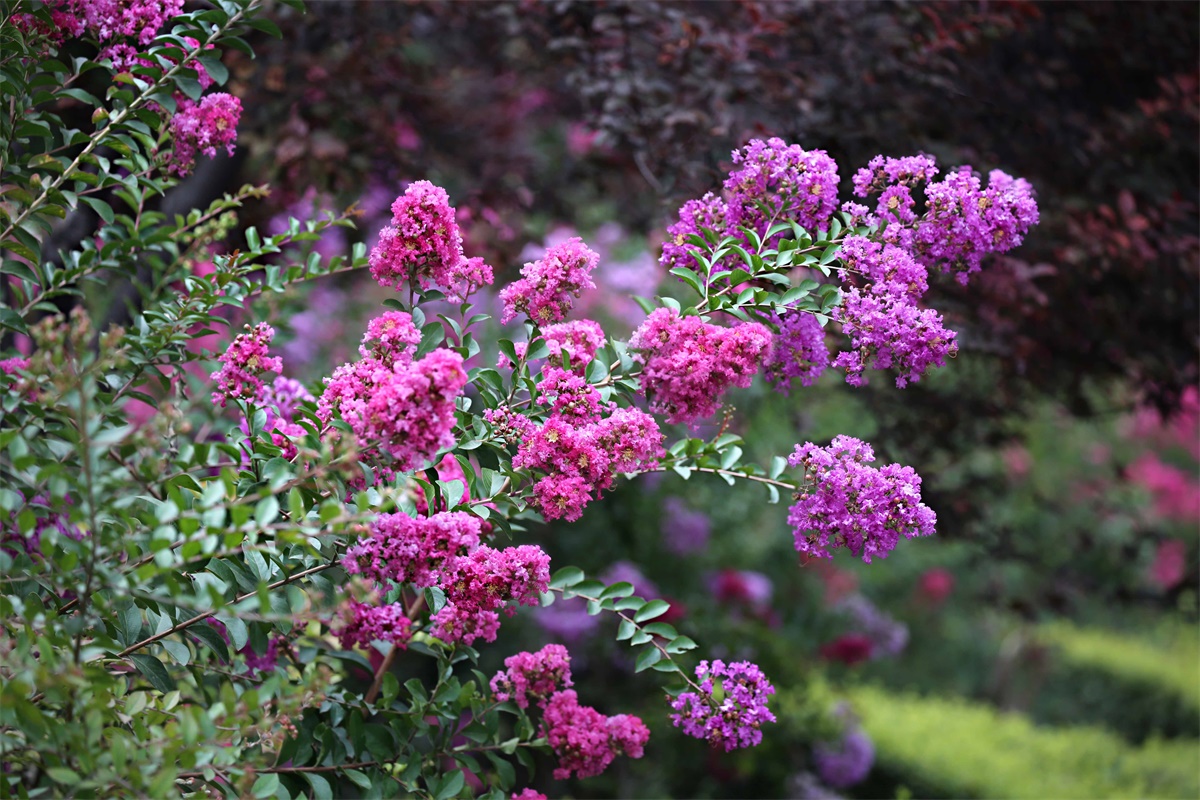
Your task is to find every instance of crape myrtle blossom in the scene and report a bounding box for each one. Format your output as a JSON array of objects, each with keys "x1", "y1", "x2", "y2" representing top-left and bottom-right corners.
[
  {"x1": 629, "y1": 308, "x2": 771, "y2": 425},
  {"x1": 724, "y1": 138, "x2": 840, "y2": 236},
  {"x1": 540, "y1": 319, "x2": 607, "y2": 369},
  {"x1": 18, "y1": 0, "x2": 183, "y2": 47},
  {"x1": 764, "y1": 310, "x2": 830, "y2": 392},
  {"x1": 787, "y1": 436, "x2": 936, "y2": 563},
  {"x1": 490, "y1": 643, "x2": 574, "y2": 709},
  {"x1": 211, "y1": 322, "x2": 282, "y2": 408},
  {"x1": 542, "y1": 689, "x2": 650, "y2": 780},
  {"x1": 319, "y1": 313, "x2": 468, "y2": 472},
  {"x1": 499, "y1": 237, "x2": 599, "y2": 325},
  {"x1": 661, "y1": 192, "x2": 728, "y2": 274},
  {"x1": 669, "y1": 659, "x2": 777, "y2": 751},
  {"x1": 166, "y1": 92, "x2": 242, "y2": 177},
  {"x1": 336, "y1": 601, "x2": 413, "y2": 650},
  {"x1": 368, "y1": 181, "x2": 495, "y2": 302},
  {"x1": 343, "y1": 511, "x2": 484, "y2": 588},
  {"x1": 430, "y1": 544, "x2": 551, "y2": 645},
  {"x1": 511, "y1": 791, "x2": 547, "y2": 800}
]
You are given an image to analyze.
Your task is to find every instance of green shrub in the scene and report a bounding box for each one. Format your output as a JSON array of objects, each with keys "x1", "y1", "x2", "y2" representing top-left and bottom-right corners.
[{"x1": 847, "y1": 685, "x2": 1200, "y2": 799}]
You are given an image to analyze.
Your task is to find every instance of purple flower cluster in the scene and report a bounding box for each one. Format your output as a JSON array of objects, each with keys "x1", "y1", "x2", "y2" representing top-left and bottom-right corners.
[
  {"x1": 167, "y1": 93, "x2": 242, "y2": 177},
  {"x1": 369, "y1": 181, "x2": 494, "y2": 301},
  {"x1": 831, "y1": 236, "x2": 957, "y2": 388},
  {"x1": 813, "y1": 729, "x2": 875, "y2": 788},
  {"x1": 852, "y1": 154, "x2": 1039, "y2": 284},
  {"x1": 662, "y1": 192, "x2": 728, "y2": 274},
  {"x1": 629, "y1": 307, "x2": 772, "y2": 425},
  {"x1": 1, "y1": 493, "x2": 85, "y2": 557},
  {"x1": 337, "y1": 601, "x2": 413, "y2": 650},
  {"x1": 787, "y1": 436, "x2": 936, "y2": 563},
  {"x1": 343, "y1": 511, "x2": 484, "y2": 587},
  {"x1": 764, "y1": 310, "x2": 830, "y2": 392},
  {"x1": 669, "y1": 659, "x2": 777, "y2": 751},
  {"x1": 499, "y1": 237, "x2": 599, "y2": 325},
  {"x1": 21, "y1": 0, "x2": 183, "y2": 47},
  {"x1": 725, "y1": 138, "x2": 841, "y2": 235},
  {"x1": 540, "y1": 319, "x2": 607, "y2": 369},
  {"x1": 542, "y1": 689, "x2": 650, "y2": 779}
]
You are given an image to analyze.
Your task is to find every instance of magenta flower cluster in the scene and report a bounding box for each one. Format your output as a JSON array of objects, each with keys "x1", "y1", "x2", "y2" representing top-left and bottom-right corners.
[
  {"x1": 661, "y1": 192, "x2": 728, "y2": 274},
  {"x1": 369, "y1": 181, "x2": 494, "y2": 302},
  {"x1": 489, "y1": 643, "x2": 574, "y2": 709},
  {"x1": 319, "y1": 311, "x2": 467, "y2": 472},
  {"x1": 831, "y1": 236, "x2": 957, "y2": 388},
  {"x1": 787, "y1": 436, "x2": 936, "y2": 563},
  {"x1": 764, "y1": 311, "x2": 830, "y2": 392},
  {"x1": 542, "y1": 690, "x2": 650, "y2": 780},
  {"x1": 540, "y1": 319, "x2": 607, "y2": 369},
  {"x1": 211, "y1": 322, "x2": 282, "y2": 408},
  {"x1": 167, "y1": 93, "x2": 243, "y2": 177},
  {"x1": 337, "y1": 601, "x2": 413, "y2": 650},
  {"x1": 513, "y1": 406, "x2": 664, "y2": 522},
  {"x1": 669, "y1": 659, "x2": 777, "y2": 751},
  {"x1": 629, "y1": 308, "x2": 772, "y2": 425},
  {"x1": 342, "y1": 510, "x2": 549, "y2": 646},
  {"x1": 499, "y1": 237, "x2": 599, "y2": 325},
  {"x1": 20, "y1": 0, "x2": 182, "y2": 46}
]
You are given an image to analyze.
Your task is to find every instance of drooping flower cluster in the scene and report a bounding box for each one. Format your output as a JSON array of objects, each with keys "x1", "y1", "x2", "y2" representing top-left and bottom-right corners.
[
  {"x1": 669, "y1": 659, "x2": 777, "y2": 751},
  {"x1": 320, "y1": 313, "x2": 468, "y2": 471},
  {"x1": 499, "y1": 237, "x2": 599, "y2": 325},
  {"x1": 514, "y1": 406, "x2": 664, "y2": 522},
  {"x1": 813, "y1": 728, "x2": 875, "y2": 788},
  {"x1": 337, "y1": 601, "x2": 413, "y2": 650},
  {"x1": 540, "y1": 319, "x2": 607, "y2": 369},
  {"x1": 211, "y1": 322, "x2": 282, "y2": 408},
  {"x1": 764, "y1": 310, "x2": 830, "y2": 392},
  {"x1": 167, "y1": 92, "x2": 243, "y2": 177},
  {"x1": 629, "y1": 308, "x2": 771, "y2": 425},
  {"x1": 368, "y1": 181, "x2": 494, "y2": 301},
  {"x1": 787, "y1": 436, "x2": 936, "y2": 563},
  {"x1": 725, "y1": 138, "x2": 841, "y2": 235},
  {"x1": 852, "y1": 154, "x2": 940, "y2": 227},
  {"x1": 542, "y1": 690, "x2": 650, "y2": 780},
  {"x1": 490, "y1": 643, "x2": 574, "y2": 709},
  {"x1": 831, "y1": 236, "x2": 957, "y2": 388}
]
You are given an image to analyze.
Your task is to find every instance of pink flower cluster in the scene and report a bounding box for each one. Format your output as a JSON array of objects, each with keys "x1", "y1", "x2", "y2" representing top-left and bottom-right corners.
[
  {"x1": 511, "y1": 791, "x2": 547, "y2": 800},
  {"x1": 724, "y1": 138, "x2": 841, "y2": 235},
  {"x1": 167, "y1": 93, "x2": 242, "y2": 177},
  {"x1": 786, "y1": 436, "x2": 936, "y2": 563},
  {"x1": 661, "y1": 192, "x2": 728, "y2": 274},
  {"x1": 764, "y1": 311, "x2": 829, "y2": 392},
  {"x1": 344, "y1": 511, "x2": 484, "y2": 587},
  {"x1": 514, "y1": 407, "x2": 664, "y2": 522},
  {"x1": 18, "y1": 0, "x2": 182, "y2": 47},
  {"x1": 341, "y1": 511, "x2": 549, "y2": 646},
  {"x1": 669, "y1": 659, "x2": 777, "y2": 751},
  {"x1": 368, "y1": 181, "x2": 494, "y2": 302},
  {"x1": 490, "y1": 643, "x2": 574, "y2": 709},
  {"x1": 337, "y1": 601, "x2": 413, "y2": 650},
  {"x1": 543, "y1": 690, "x2": 650, "y2": 780},
  {"x1": 320, "y1": 313, "x2": 467, "y2": 471},
  {"x1": 499, "y1": 237, "x2": 599, "y2": 325},
  {"x1": 629, "y1": 308, "x2": 771, "y2": 425},
  {"x1": 831, "y1": 236, "x2": 957, "y2": 388},
  {"x1": 237, "y1": 376, "x2": 313, "y2": 463},
  {"x1": 540, "y1": 319, "x2": 607, "y2": 369},
  {"x1": 211, "y1": 322, "x2": 282, "y2": 408},
  {"x1": 852, "y1": 154, "x2": 1039, "y2": 284}
]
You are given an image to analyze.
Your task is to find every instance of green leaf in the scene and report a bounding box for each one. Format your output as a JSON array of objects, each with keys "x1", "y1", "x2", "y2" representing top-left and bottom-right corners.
[
  {"x1": 548, "y1": 567, "x2": 584, "y2": 590},
  {"x1": 635, "y1": 599, "x2": 670, "y2": 623},
  {"x1": 129, "y1": 653, "x2": 176, "y2": 694},
  {"x1": 634, "y1": 647, "x2": 663, "y2": 673},
  {"x1": 616, "y1": 619, "x2": 636, "y2": 641},
  {"x1": 642, "y1": 622, "x2": 678, "y2": 638},
  {"x1": 599, "y1": 581, "x2": 634, "y2": 600},
  {"x1": 305, "y1": 773, "x2": 333, "y2": 800},
  {"x1": 45, "y1": 767, "x2": 81, "y2": 785},
  {"x1": 251, "y1": 773, "x2": 280, "y2": 799},
  {"x1": 437, "y1": 770, "x2": 466, "y2": 800},
  {"x1": 255, "y1": 496, "x2": 280, "y2": 527}
]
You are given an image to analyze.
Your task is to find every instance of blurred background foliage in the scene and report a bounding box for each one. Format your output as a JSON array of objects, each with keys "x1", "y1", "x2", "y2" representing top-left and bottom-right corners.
[{"x1": 56, "y1": 0, "x2": 1198, "y2": 796}]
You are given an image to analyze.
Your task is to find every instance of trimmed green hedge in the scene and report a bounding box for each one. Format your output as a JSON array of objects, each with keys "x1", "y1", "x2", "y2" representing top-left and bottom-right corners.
[{"x1": 846, "y1": 685, "x2": 1200, "y2": 799}]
